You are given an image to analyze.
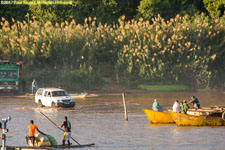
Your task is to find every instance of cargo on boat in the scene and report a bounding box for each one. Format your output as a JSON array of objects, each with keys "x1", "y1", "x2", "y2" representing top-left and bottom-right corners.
[
  {"x1": 169, "y1": 106, "x2": 225, "y2": 126},
  {"x1": 144, "y1": 109, "x2": 175, "y2": 124}
]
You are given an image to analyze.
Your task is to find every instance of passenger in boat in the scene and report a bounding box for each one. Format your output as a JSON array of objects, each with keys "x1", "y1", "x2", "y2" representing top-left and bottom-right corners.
[
  {"x1": 58, "y1": 116, "x2": 72, "y2": 146},
  {"x1": 181, "y1": 100, "x2": 189, "y2": 114},
  {"x1": 172, "y1": 100, "x2": 181, "y2": 113},
  {"x1": 188, "y1": 96, "x2": 200, "y2": 109},
  {"x1": 152, "y1": 99, "x2": 163, "y2": 112},
  {"x1": 26, "y1": 120, "x2": 44, "y2": 147}
]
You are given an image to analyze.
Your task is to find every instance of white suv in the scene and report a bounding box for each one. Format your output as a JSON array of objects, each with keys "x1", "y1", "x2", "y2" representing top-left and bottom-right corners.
[{"x1": 35, "y1": 88, "x2": 76, "y2": 108}]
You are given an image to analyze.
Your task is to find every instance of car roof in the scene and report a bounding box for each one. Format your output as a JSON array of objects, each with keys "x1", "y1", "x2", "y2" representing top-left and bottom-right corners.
[{"x1": 38, "y1": 88, "x2": 65, "y2": 92}]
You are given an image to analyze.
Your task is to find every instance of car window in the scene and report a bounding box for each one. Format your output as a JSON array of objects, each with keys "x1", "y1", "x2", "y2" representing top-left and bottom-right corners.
[
  {"x1": 36, "y1": 89, "x2": 43, "y2": 95},
  {"x1": 44, "y1": 91, "x2": 48, "y2": 96},
  {"x1": 52, "y1": 91, "x2": 68, "y2": 97},
  {"x1": 47, "y1": 92, "x2": 51, "y2": 97}
]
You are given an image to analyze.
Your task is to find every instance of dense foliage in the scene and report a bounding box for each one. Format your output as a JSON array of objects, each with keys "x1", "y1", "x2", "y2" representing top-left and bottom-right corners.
[
  {"x1": 0, "y1": 0, "x2": 224, "y2": 90},
  {"x1": 1, "y1": 0, "x2": 224, "y2": 24},
  {"x1": 0, "y1": 14, "x2": 224, "y2": 89}
]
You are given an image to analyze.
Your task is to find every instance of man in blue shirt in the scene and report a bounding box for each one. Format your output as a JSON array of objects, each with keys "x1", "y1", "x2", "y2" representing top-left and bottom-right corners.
[
  {"x1": 32, "y1": 79, "x2": 38, "y2": 94},
  {"x1": 152, "y1": 99, "x2": 163, "y2": 112},
  {"x1": 188, "y1": 96, "x2": 200, "y2": 109}
]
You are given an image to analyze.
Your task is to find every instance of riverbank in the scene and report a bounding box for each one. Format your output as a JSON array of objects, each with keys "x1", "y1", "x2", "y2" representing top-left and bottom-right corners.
[{"x1": 1, "y1": 79, "x2": 224, "y2": 98}]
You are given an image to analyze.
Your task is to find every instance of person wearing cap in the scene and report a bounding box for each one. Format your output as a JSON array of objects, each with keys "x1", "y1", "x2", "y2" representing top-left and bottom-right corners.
[
  {"x1": 181, "y1": 100, "x2": 189, "y2": 114},
  {"x1": 152, "y1": 99, "x2": 163, "y2": 112}
]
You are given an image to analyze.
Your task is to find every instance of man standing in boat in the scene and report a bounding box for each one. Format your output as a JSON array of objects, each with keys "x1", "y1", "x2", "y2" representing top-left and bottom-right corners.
[
  {"x1": 58, "y1": 116, "x2": 72, "y2": 146},
  {"x1": 26, "y1": 120, "x2": 43, "y2": 147}
]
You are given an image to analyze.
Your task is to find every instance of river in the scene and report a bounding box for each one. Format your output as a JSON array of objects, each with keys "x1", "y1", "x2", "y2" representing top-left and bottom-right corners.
[{"x1": 0, "y1": 91, "x2": 225, "y2": 150}]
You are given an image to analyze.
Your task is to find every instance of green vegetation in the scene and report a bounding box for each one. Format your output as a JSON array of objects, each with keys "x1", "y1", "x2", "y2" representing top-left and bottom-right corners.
[
  {"x1": 22, "y1": 64, "x2": 103, "y2": 91},
  {"x1": 0, "y1": 1, "x2": 225, "y2": 91},
  {"x1": 138, "y1": 84, "x2": 192, "y2": 91},
  {"x1": 0, "y1": 0, "x2": 72, "y2": 5},
  {"x1": 137, "y1": 0, "x2": 204, "y2": 20}
]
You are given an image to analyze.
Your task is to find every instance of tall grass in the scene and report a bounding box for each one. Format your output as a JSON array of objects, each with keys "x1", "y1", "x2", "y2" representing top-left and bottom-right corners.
[{"x1": 0, "y1": 13, "x2": 224, "y2": 89}]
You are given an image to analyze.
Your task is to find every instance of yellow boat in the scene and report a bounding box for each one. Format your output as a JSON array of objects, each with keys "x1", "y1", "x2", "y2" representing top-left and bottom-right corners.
[
  {"x1": 144, "y1": 109, "x2": 175, "y2": 124},
  {"x1": 169, "y1": 109, "x2": 225, "y2": 126}
]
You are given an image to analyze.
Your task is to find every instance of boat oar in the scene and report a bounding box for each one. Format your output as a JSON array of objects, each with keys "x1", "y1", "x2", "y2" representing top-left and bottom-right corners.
[{"x1": 39, "y1": 111, "x2": 81, "y2": 145}]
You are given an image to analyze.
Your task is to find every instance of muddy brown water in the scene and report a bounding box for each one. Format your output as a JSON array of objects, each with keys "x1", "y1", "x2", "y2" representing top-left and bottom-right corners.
[{"x1": 0, "y1": 91, "x2": 225, "y2": 150}]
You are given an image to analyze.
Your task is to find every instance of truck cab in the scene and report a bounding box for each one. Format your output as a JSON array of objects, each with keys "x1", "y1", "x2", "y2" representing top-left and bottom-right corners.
[{"x1": 0, "y1": 60, "x2": 23, "y2": 93}]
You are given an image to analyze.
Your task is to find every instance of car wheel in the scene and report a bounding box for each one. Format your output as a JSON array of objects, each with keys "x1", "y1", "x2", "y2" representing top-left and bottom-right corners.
[
  {"x1": 38, "y1": 100, "x2": 43, "y2": 107},
  {"x1": 51, "y1": 102, "x2": 56, "y2": 108}
]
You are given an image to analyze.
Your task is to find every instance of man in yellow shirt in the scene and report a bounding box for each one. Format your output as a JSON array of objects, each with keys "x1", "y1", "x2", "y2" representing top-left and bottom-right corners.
[{"x1": 26, "y1": 120, "x2": 43, "y2": 147}]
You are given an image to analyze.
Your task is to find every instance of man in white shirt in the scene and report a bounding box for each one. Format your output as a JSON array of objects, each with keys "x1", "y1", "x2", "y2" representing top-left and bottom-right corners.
[{"x1": 172, "y1": 100, "x2": 181, "y2": 113}]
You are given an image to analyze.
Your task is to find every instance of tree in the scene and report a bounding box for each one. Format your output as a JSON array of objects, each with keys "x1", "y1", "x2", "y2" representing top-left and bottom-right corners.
[
  {"x1": 0, "y1": 5, "x2": 30, "y2": 23},
  {"x1": 29, "y1": 5, "x2": 74, "y2": 24},
  {"x1": 203, "y1": 0, "x2": 225, "y2": 18},
  {"x1": 72, "y1": 0, "x2": 118, "y2": 24},
  {"x1": 137, "y1": 0, "x2": 205, "y2": 20}
]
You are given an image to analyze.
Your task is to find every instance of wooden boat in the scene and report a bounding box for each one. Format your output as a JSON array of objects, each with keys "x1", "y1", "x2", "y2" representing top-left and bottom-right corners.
[
  {"x1": 70, "y1": 93, "x2": 101, "y2": 99},
  {"x1": 144, "y1": 109, "x2": 175, "y2": 124},
  {"x1": 70, "y1": 93, "x2": 87, "y2": 99},
  {"x1": 169, "y1": 107, "x2": 225, "y2": 126},
  {"x1": 6, "y1": 143, "x2": 95, "y2": 150}
]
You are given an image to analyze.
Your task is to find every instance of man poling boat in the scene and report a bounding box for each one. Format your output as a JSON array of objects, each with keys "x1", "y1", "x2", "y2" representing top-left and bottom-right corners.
[
  {"x1": 57, "y1": 116, "x2": 72, "y2": 146},
  {"x1": 39, "y1": 111, "x2": 95, "y2": 148}
]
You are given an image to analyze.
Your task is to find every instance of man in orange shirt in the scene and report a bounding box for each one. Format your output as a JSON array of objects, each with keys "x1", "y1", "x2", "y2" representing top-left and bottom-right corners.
[{"x1": 26, "y1": 120, "x2": 43, "y2": 147}]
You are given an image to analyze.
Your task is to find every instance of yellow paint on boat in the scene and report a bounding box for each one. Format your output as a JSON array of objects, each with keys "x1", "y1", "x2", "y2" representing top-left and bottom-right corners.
[
  {"x1": 144, "y1": 109, "x2": 175, "y2": 124},
  {"x1": 169, "y1": 111, "x2": 225, "y2": 126}
]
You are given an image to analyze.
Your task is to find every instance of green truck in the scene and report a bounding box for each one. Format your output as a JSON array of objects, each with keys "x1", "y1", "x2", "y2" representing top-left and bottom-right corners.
[{"x1": 0, "y1": 60, "x2": 23, "y2": 93}]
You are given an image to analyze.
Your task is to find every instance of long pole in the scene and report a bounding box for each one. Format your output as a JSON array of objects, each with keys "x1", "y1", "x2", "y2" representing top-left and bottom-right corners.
[
  {"x1": 122, "y1": 93, "x2": 128, "y2": 121},
  {"x1": 39, "y1": 111, "x2": 80, "y2": 145}
]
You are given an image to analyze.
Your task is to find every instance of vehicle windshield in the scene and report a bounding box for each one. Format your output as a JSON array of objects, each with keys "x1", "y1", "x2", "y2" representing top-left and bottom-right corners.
[
  {"x1": 0, "y1": 70, "x2": 18, "y2": 79},
  {"x1": 52, "y1": 91, "x2": 68, "y2": 97}
]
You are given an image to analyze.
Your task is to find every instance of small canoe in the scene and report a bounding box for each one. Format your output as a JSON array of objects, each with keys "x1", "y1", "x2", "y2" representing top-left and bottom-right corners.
[
  {"x1": 70, "y1": 93, "x2": 87, "y2": 99},
  {"x1": 7, "y1": 143, "x2": 95, "y2": 150},
  {"x1": 144, "y1": 109, "x2": 175, "y2": 124},
  {"x1": 70, "y1": 93, "x2": 101, "y2": 98},
  {"x1": 169, "y1": 111, "x2": 225, "y2": 126}
]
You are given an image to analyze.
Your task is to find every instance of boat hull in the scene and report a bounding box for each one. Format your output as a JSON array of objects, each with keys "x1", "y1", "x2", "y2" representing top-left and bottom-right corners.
[
  {"x1": 169, "y1": 111, "x2": 225, "y2": 126},
  {"x1": 144, "y1": 109, "x2": 174, "y2": 124},
  {"x1": 70, "y1": 93, "x2": 86, "y2": 99},
  {"x1": 6, "y1": 143, "x2": 95, "y2": 150}
]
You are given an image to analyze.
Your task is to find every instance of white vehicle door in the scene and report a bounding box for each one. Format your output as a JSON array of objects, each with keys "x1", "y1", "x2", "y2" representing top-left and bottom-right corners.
[
  {"x1": 42, "y1": 91, "x2": 52, "y2": 107},
  {"x1": 45, "y1": 91, "x2": 53, "y2": 107}
]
